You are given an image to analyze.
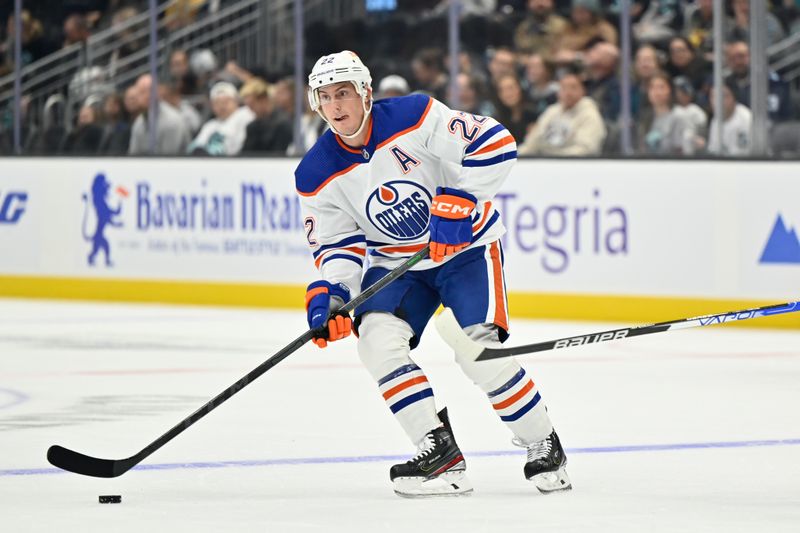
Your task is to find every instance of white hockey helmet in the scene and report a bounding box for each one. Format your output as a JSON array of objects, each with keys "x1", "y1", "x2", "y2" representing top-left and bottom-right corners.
[
  {"x1": 307, "y1": 50, "x2": 372, "y2": 112},
  {"x1": 307, "y1": 51, "x2": 374, "y2": 139}
]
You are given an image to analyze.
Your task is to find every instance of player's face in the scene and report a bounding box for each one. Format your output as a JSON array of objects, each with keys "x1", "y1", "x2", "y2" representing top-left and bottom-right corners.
[{"x1": 318, "y1": 82, "x2": 364, "y2": 136}]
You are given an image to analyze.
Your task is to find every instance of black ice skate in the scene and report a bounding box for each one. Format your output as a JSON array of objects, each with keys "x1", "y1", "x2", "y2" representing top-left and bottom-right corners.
[
  {"x1": 389, "y1": 408, "x2": 473, "y2": 498},
  {"x1": 516, "y1": 430, "x2": 572, "y2": 494}
]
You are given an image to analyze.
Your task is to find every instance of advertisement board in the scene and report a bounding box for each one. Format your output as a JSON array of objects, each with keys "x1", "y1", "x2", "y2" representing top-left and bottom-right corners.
[{"x1": 0, "y1": 158, "x2": 797, "y2": 325}]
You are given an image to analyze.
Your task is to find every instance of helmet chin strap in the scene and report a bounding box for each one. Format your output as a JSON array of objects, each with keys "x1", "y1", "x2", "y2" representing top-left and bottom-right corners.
[{"x1": 322, "y1": 96, "x2": 373, "y2": 141}]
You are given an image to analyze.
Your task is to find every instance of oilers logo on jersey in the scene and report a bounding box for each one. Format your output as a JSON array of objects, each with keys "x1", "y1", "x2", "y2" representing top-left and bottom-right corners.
[{"x1": 366, "y1": 181, "x2": 431, "y2": 241}]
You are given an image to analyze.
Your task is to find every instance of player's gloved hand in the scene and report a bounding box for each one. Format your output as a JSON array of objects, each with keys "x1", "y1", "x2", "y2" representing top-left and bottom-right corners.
[
  {"x1": 305, "y1": 280, "x2": 352, "y2": 348},
  {"x1": 428, "y1": 186, "x2": 477, "y2": 263}
]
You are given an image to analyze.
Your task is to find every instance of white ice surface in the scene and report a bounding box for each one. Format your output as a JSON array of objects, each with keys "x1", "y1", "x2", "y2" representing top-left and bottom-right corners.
[{"x1": 1, "y1": 298, "x2": 799, "y2": 533}]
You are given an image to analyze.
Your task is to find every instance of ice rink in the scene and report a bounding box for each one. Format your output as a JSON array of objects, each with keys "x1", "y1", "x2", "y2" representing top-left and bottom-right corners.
[{"x1": 1, "y1": 298, "x2": 798, "y2": 532}]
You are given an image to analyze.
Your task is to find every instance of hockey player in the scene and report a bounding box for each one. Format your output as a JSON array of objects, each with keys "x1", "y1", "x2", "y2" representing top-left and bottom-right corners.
[{"x1": 295, "y1": 51, "x2": 571, "y2": 497}]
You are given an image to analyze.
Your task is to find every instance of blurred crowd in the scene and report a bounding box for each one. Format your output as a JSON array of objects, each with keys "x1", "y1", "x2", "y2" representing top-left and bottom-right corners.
[{"x1": 2, "y1": 0, "x2": 800, "y2": 157}]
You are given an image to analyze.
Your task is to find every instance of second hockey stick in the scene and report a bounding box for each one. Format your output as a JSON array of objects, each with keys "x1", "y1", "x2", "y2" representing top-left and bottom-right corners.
[
  {"x1": 47, "y1": 245, "x2": 431, "y2": 478},
  {"x1": 435, "y1": 301, "x2": 800, "y2": 362}
]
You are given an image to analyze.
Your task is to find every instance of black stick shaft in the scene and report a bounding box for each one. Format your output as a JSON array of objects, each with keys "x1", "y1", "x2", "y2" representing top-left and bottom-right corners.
[
  {"x1": 48, "y1": 246, "x2": 430, "y2": 477},
  {"x1": 476, "y1": 301, "x2": 800, "y2": 361}
]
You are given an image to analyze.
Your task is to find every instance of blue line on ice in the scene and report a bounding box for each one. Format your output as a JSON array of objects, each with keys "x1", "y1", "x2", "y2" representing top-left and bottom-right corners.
[
  {"x1": 2, "y1": 438, "x2": 799, "y2": 477},
  {"x1": 0, "y1": 388, "x2": 29, "y2": 411}
]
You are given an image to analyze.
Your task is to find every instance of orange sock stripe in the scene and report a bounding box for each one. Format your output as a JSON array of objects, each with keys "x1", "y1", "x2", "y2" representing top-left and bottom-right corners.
[
  {"x1": 492, "y1": 379, "x2": 534, "y2": 410},
  {"x1": 382, "y1": 376, "x2": 429, "y2": 400}
]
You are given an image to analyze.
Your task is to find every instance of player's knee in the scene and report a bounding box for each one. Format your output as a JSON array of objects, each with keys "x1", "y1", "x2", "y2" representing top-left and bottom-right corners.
[
  {"x1": 454, "y1": 323, "x2": 514, "y2": 386},
  {"x1": 357, "y1": 312, "x2": 416, "y2": 381}
]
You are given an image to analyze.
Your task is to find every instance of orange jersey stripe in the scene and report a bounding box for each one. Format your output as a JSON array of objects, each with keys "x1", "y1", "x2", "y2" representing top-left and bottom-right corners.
[
  {"x1": 493, "y1": 379, "x2": 534, "y2": 410},
  {"x1": 472, "y1": 201, "x2": 492, "y2": 232},
  {"x1": 490, "y1": 241, "x2": 509, "y2": 332},
  {"x1": 470, "y1": 135, "x2": 515, "y2": 157},
  {"x1": 335, "y1": 117, "x2": 373, "y2": 153},
  {"x1": 314, "y1": 246, "x2": 367, "y2": 268},
  {"x1": 298, "y1": 163, "x2": 360, "y2": 197},
  {"x1": 376, "y1": 97, "x2": 434, "y2": 150},
  {"x1": 377, "y1": 242, "x2": 428, "y2": 254},
  {"x1": 382, "y1": 376, "x2": 429, "y2": 400}
]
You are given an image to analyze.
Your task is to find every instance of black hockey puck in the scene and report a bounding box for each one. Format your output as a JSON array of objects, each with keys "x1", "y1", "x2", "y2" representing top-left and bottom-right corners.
[{"x1": 98, "y1": 495, "x2": 122, "y2": 504}]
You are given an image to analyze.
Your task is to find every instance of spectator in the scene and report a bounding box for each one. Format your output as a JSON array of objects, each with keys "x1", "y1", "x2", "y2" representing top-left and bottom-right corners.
[
  {"x1": 487, "y1": 47, "x2": 519, "y2": 86},
  {"x1": 287, "y1": 91, "x2": 327, "y2": 157},
  {"x1": 60, "y1": 100, "x2": 104, "y2": 154},
  {"x1": 376, "y1": 75, "x2": 410, "y2": 99},
  {"x1": 25, "y1": 95, "x2": 65, "y2": 154},
  {"x1": 189, "y1": 48, "x2": 219, "y2": 93},
  {"x1": 273, "y1": 77, "x2": 296, "y2": 119},
  {"x1": 632, "y1": 44, "x2": 662, "y2": 118},
  {"x1": 632, "y1": 0, "x2": 683, "y2": 46},
  {"x1": 725, "y1": 40, "x2": 793, "y2": 122},
  {"x1": 107, "y1": 6, "x2": 142, "y2": 76},
  {"x1": 727, "y1": 0, "x2": 785, "y2": 46},
  {"x1": 169, "y1": 49, "x2": 200, "y2": 96},
  {"x1": 672, "y1": 76, "x2": 708, "y2": 156},
  {"x1": 411, "y1": 48, "x2": 449, "y2": 100},
  {"x1": 778, "y1": 0, "x2": 800, "y2": 36},
  {"x1": 165, "y1": 0, "x2": 207, "y2": 31},
  {"x1": 553, "y1": 0, "x2": 618, "y2": 65},
  {"x1": 122, "y1": 84, "x2": 140, "y2": 118},
  {"x1": 518, "y1": 71, "x2": 606, "y2": 155},
  {"x1": 707, "y1": 81, "x2": 752, "y2": 156},
  {"x1": 524, "y1": 53, "x2": 559, "y2": 117},
  {"x1": 0, "y1": 10, "x2": 56, "y2": 74},
  {"x1": 98, "y1": 92, "x2": 131, "y2": 155},
  {"x1": 62, "y1": 13, "x2": 90, "y2": 49},
  {"x1": 665, "y1": 37, "x2": 708, "y2": 93},
  {"x1": 240, "y1": 78, "x2": 293, "y2": 154},
  {"x1": 636, "y1": 73, "x2": 690, "y2": 155},
  {"x1": 494, "y1": 73, "x2": 538, "y2": 142},
  {"x1": 159, "y1": 83, "x2": 202, "y2": 136},
  {"x1": 457, "y1": 51, "x2": 486, "y2": 83},
  {"x1": 128, "y1": 74, "x2": 191, "y2": 155},
  {"x1": 449, "y1": 73, "x2": 495, "y2": 117},
  {"x1": 684, "y1": 0, "x2": 714, "y2": 59},
  {"x1": 188, "y1": 81, "x2": 254, "y2": 156},
  {"x1": 513, "y1": 0, "x2": 568, "y2": 58},
  {"x1": 584, "y1": 41, "x2": 621, "y2": 122}
]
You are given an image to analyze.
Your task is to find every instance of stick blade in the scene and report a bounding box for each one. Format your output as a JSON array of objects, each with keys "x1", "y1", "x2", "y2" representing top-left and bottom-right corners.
[
  {"x1": 435, "y1": 308, "x2": 486, "y2": 361},
  {"x1": 47, "y1": 445, "x2": 129, "y2": 478}
]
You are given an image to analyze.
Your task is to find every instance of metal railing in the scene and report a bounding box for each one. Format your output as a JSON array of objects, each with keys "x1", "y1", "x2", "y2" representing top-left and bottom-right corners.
[
  {"x1": 769, "y1": 32, "x2": 800, "y2": 82},
  {"x1": 0, "y1": 0, "x2": 363, "y2": 141}
]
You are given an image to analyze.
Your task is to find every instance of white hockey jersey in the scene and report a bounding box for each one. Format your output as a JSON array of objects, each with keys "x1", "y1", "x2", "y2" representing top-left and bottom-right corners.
[{"x1": 295, "y1": 94, "x2": 517, "y2": 297}]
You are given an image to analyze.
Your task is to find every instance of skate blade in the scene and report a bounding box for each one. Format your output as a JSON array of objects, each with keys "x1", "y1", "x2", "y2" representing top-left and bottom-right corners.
[
  {"x1": 393, "y1": 470, "x2": 473, "y2": 498},
  {"x1": 531, "y1": 467, "x2": 572, "y2": 494}
]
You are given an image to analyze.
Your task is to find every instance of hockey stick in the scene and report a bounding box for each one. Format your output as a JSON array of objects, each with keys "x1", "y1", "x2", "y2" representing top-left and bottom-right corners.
[
  {"x1": 435, "y1": 301, "x2": 800, "y2": 362},
  {"x1": 47, "y1": 245, "x2": 431, "y2": 478}
]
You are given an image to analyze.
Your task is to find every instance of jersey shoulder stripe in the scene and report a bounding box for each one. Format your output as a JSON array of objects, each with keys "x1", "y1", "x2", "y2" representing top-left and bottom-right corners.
[
  {"x1": 372, "y1": 94, "x2": 433, "y2": 149},
  {"x1": 295, "y1": 132, "x2": 360, "y2": 196}
]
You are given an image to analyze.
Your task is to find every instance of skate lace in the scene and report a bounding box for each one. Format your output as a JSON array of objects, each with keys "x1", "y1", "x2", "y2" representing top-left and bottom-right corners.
[
  {"x1": 410, "y1": 433, "x2": 436, "y2": 463},
  {"x1": 512, "y1": 436, "x2": 551, "y2": 463}
]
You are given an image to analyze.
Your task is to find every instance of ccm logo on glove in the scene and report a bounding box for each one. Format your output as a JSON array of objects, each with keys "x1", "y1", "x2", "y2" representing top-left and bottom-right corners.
[
  {"x1": 431, "y1": 196, "x2": 474, "y2": 218},
  {"x1": 428, "y1": 187, "x2": 477, "y2": 263}
]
